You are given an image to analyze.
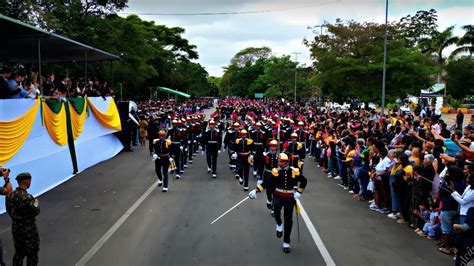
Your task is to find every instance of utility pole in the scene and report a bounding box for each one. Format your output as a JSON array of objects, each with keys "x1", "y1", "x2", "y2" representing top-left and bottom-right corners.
[
  {"x1": 381, "y1": 0, "x2": 389, "y2": 116},
  {"x1": 292, "y1": 52, "x2": 301, "y2": 103},
  {"x1": 313, "y1": 25, "x2": 325, "y2": 35}
]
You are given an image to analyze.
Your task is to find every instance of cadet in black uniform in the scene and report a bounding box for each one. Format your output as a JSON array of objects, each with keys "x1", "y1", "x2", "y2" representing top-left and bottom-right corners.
[
  {"x1": 262, "y1": 140, "x2": 279, "y2": 215},
  {"x1": 233, "y1": 129, "x2": 254, "y2": 191},
  {"x1": 202, "y1": 120, "x2": 222, "y2": 178},
  {"x1": 168, "y1": 120, "x2": 184, "y2": 179},
  {"x1": 250, "y1": 122, "x2": 268, "y2": 180},
  {"x1": 153, "y1": 130, "x2": 172, "y2": 192},
  {"x1": 249, "y1": 153, "x2": 307, "y2": 253},
  {"x1": 283, "y1": 133, "x2": 306, "y2": 172},
  {"x1": 224, "y1": 123, "x2": 240, "y2": 171}
]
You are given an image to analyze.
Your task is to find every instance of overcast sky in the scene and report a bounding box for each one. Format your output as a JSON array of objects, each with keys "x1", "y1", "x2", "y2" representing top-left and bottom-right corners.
[{"x1": 122, "y1": 0, "x2": 473, "y2": 77}]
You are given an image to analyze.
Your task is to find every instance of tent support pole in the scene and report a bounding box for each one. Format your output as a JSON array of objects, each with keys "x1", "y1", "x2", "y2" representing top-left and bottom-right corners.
[
  {"x1": 84, "y1": 51, "x2": 88, "y2": 84},
  {"x1": 38, "y1": 38, "x2": 42, "y2": 95}
]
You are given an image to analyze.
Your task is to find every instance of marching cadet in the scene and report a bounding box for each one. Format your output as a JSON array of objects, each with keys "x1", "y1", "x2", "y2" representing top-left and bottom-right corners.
[
  {"x1": 6, "y1": 172, "x2": 40, "y2": 265},
  {"x1": 153, "y1": 130, "x2": 172, "y2": 192},
  {"x1": 168, "y1": 120, "x2": 184, "y2": 179},
  {"x1": 224, "y1": 122, "x2": 240, "y2": 171},
  {"x1": 202, "y1": 120, "x2": 222, "y2": 178},
  {"x1": 186, "y1": 117, "x2": 196, "y2": 164},
  {"x1": 262, "y1": 140, "x2": 279, "y2": 216},
  {"x1": 250, "y1": 122, "x2": 268, "y2": 179},
  {"x1": 283, "y1": 133, "x2": 306, "y2": 172},
  {"x1": 179, "y1": 118, "x2": 189, "y2": 170},
  {"x1": 249, "y1": 153, "x2": 307, "y2": 253},
  {"x1": 294, "y1": 121, "x2": 309, "y2": 152},
  {"x1": 233, "y1": 129, "x2": 255, "y2": 191}
]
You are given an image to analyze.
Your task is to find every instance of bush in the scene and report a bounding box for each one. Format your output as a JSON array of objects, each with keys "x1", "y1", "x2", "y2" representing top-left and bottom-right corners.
[
  {"x1": 386, "y1": 103, "x2": 400, "y2": 109},
  {"x1": 450, "y1": 99, "x2": 465, "y2": 109}
]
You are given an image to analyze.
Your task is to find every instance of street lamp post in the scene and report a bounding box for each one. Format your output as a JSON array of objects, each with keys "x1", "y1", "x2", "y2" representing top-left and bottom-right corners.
[
  {"x1": 292, "y1": 52, "x2": 300, "y2": 103},
  {"x1": 381, "y1": 0, "x2": 389, "y2": 116}
]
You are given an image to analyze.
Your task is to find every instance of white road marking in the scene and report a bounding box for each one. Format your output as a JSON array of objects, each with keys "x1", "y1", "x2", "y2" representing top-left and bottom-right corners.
[
  {"x1": 76, "y1": 180, "x2": 158, "y2": 266},
  {"x1": 297, "y1": 199, "x2": 336, "y2": 266}
]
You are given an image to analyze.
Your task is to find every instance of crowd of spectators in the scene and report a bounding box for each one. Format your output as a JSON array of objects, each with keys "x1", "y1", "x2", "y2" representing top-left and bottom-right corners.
[
  {"x1": 292, "y1": 102, "x2": 473, "y2": 263},
  {"x1": 0, "y1": 66, "x2": 113, "y2": 100}
]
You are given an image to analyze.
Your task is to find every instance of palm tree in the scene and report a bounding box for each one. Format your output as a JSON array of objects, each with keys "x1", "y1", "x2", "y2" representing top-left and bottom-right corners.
[
  {"x1": 419, "y1": 26, "x2": 459, "y2": 82},
  {"x1": 450, "y1": 25, "x2": 474, "y2": 58}
]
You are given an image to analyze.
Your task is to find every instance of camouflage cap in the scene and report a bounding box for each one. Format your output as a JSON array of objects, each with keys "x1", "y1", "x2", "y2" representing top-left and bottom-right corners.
[{"x1": 15, "y1": 172, "x2": 32, "y2": 181}]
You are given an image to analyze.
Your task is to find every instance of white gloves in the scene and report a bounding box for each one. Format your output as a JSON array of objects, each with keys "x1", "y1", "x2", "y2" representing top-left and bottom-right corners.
[
  {"x1": 201, "y1": 151, "x2": 205, "y2": 156},
  {"x1": 231, "y1": 153, "x2": 238, "y2": 160},
  {"x1": 294, "y1": 192, "x2": 302, "y2": 201},
  {"x1": 248, "y1": 189, "x2": 257, "y2": 199},
  {"x1": 301, "y1": 160, "x2": 304, "y2": 165},
  {"x1": 169, "y1": 157, "x2": 174, "y2": 163},
  {"x1": 262, "y1": 152, "x2": 268, "y2": 156},
  {"x1": 218, "y1": 150, "x2": 221, "y2": 154},
  {"x1": 249, "y1": 155, "x2": 254, "y2": 160},
  {"x1": 152, "y1": 154, "x2": 158, "y2": 161},
  {"x1": 306, "y1": 148, "x2": 309, "y2": 153},
  {"x1": 180, "y1": 146, "x2": 183, "y2": 150},
  {"x1": 257, "y1": 179, "x2": 263, "y2": 186}
]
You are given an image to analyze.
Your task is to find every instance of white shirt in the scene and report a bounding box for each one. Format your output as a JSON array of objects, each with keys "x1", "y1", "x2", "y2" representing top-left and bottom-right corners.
[
  {"x1": 451, "y1": 185, "x2": 474, "y2": 216},
  {"x1": 375, "y1": 156, "x2": 392, "y2": 176}
]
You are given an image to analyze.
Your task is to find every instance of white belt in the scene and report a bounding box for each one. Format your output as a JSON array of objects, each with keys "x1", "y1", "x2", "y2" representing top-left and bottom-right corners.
[
  {"x1": 208, "y1": 141, "x2": 218, "y2": 144},
  {"x1": 275, "y1": 188, "x2": 294, "y2": 194}
]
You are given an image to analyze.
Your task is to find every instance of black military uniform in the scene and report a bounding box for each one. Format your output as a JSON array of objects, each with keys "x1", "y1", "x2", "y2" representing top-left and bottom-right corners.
[
  {"x1": 224, "y1": 125, "x2": 240, "y2": 170},
  {"x1": 153, "y1": 135, "x2": 172, "y2": 191},
  {"x1": 283, "y1": 138, "x2": 306, "y2": 170},
  {"x1": 202, "y1": 121, "x2": 222, "y2": 177},
  {"x1": 263, "y1": 149, "x2": 279, "y2": 211},
  {"x1": 250, "y1": 125, "x2": 268, "y2": 179},
  {"x1": 167, "y1": 121, "x2": 185, "y2": 178},
  {"x1": 6, "y1": 173, "x2": 40, "y2": 266},
  {"x1": 256, "y1": 164, "x2": 307, "y2": 252},
  {"x1": 233, "y1": 133, "x2": 254, "y2": 190}
]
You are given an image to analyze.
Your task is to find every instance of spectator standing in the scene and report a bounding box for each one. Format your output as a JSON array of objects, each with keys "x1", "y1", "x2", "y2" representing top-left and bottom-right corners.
[{"x1": 457, "y1": 110, "x2": 464, "y2": 131}]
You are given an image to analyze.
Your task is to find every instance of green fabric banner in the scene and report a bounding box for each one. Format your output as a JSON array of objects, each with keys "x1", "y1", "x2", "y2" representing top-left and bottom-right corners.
[
  {"x1": 68, "y1": 97, "x2": 86, "y2": 115},
  {"x1": 44, "y1": 98, "x2": 63, "y2": 114},
  {"x1": 64, "y1": 102, "x2": 79, "y2": 174}
]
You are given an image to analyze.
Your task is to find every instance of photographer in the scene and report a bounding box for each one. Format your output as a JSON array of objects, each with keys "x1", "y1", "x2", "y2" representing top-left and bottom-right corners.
[{"x1": 0, "y1": 168, "x2": 13, "y2": 266}]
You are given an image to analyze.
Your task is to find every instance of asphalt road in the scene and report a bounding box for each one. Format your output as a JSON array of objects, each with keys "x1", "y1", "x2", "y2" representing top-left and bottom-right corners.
[{"x1": 0, "y1": 109, "x2": 454, "y2": 266}]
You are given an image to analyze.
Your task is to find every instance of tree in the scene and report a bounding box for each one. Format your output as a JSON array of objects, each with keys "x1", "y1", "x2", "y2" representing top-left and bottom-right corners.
[
  {"x1": 419, "y1": 26, "x2": 459, "y2": 65},
  {"x1": 451, "y1": 25, "x2": 474, "y2": 58},
  {"x1": 168, "y1": 61, "x2": 210, "y2": 97},
  {"x1": 305, "y1": 19, "x2": 438, "y2": 103},
  {"x1": 253, "y1": 56, "x2": 296, "y2": 98},
  {"x1": 399, "y1": 9, "x2": 438, "y2": 46},
  {"x1": 230, "y1": 47, "x2": 272, "y2": 67},
  {"x1": 446, "y1": 60, "x2": 474, "y2": 99}
]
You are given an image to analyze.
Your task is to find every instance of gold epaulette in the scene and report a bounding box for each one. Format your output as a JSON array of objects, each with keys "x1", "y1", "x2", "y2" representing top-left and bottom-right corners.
[
  {"x1": 291, "y1": 167, "x2": 300, "y2": 178},
  {"x1": 235, "y1": 138, "x2": 241, "y2": 144},
  {"x1": 271, "y1": 167, "x2": 280, "y2": 177},
  {"x1": 246, "y1": 139, "x2": 253, "y2": 145},
  {"x1": 297, "y1": 142, "x2": 303, "y2": 150},
  {"x1": 152, "y1": 139, "x2": 159, "y2": 144}
]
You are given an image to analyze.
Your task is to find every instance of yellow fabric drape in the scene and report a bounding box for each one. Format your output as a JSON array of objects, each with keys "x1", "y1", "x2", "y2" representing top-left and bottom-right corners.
[
  {"x1": 0, "y1": 100, "x2": 40, "y2": 165},
  {"x1": 87, "y1": 98, "x2": 122, "y2": 131},
  {"x1": 42, "y1": 101, "x2": 68, "y2": 146},
  {"x1": 69, "y1": 100, "x2": 88, "y2": 140}
]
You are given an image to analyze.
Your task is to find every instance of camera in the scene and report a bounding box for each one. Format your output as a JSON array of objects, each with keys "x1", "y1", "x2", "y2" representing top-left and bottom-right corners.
[{"x1": 0, "y1": 168, "x2": 10, "y2": 174}]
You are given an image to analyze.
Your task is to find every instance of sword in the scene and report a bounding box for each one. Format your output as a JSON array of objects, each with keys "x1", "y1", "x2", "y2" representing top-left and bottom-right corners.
[
  {"x1": 210, "y1": 196, "x2": 249, "y2": 225},
  {"x1": 295, "y1": 200, "x2": 301, "y2": 243}
]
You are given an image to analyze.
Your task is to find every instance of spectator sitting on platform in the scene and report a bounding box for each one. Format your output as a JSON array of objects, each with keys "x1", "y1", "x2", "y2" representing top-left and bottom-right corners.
[
  {"x1": 8, "y1": 70, "x2": 29, "y2": 99},
  {"x1": 54, "y1": 74, "x2": 69, "y2": 98},
  {"x1": 0, "y1": 67, "x2": 12, "y2": 99}
]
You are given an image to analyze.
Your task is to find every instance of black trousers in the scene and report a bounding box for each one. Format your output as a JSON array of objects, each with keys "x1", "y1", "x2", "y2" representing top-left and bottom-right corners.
[
  {"x1": 263, "y1": 171, "x2": 275, "y2": 203},
  {"x1": 206, "y1": 146, "x2": 218, "y2": 174},
  {"x1": 12, "y1": 225, "x2": 39, "y2": 266},
  {"x1": 170, "y1": 144, "x2": 181, "y2": 174},
  {"x1": 273, "y1": 195, "x2": 295, "y2": 244},
  {"x1": 237, "y1": 155, "x2": 250, "y2": 187},
  {"x1": 228, "y1": 149, "x2": 237, "y2": 167},
  {"x1": 155, "y1": 156, "x2": 170, "y2": 188},
  {"x1": 188, "y1": 139, "x2": 195, "y2": 161},
  {"x1": 182, "y1": 143, "x2": 188, "y2": 167},
  {"x1": 253, "y1": 147, "x2": 264, "y2": 178}
]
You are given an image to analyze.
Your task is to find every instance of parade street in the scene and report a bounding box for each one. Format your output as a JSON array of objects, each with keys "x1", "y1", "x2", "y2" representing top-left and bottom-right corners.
[{"x1": 0, "y1": 110, "x2": 453, "y2": 266}]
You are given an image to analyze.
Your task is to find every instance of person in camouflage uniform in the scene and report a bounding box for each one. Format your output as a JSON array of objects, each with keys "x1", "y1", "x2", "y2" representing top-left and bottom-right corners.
[{"x1": 6, "y1": 172, "x2": 40, "y2": 266}]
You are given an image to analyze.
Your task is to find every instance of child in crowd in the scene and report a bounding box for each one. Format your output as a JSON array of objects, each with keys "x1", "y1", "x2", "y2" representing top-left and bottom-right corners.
[{"x1": 419, "y1": 201, "x2": 440, "y2": 240}]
